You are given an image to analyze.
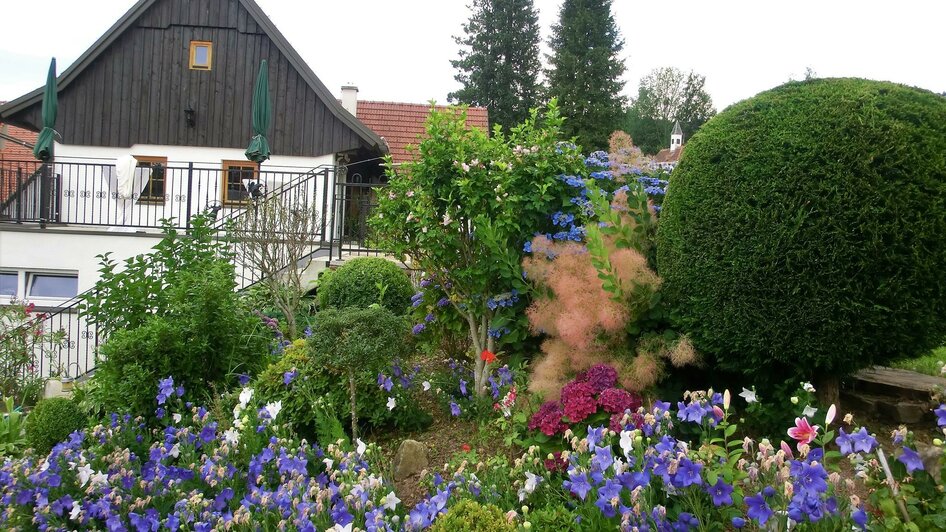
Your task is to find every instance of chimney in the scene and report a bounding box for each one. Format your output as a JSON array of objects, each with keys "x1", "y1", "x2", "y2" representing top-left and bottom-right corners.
[{"x1": 341, "y1": 85, "x2": 358, "y2": 115}]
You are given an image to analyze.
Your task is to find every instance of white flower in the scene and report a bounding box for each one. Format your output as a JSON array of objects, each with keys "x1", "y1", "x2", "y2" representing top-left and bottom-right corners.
[
  {"x1": 90, "y1": 471, "x2": 108, "y2": 487},
  {"x1": 739, "y1": 387, "x2": 757, "y2": 404},
  {"x1": 76, "y1": 463, "x2": 94, "y2": 487},
  {"x1": 172, "y1": 413, "x2": 182, "y2": 424},
  {"x1": 329, "y1": 523, "x2": 352, "y2": 532},
  {"x1": 802, "y1": 405, "x2": 818, "y2": 418},
  {"x1": 239, "y1": 387, "x2": 253, "y2": 408},
  {"x1": 790, "y1": 396, "x2": 799, "y2": 405},
  {"x1": 422, "y1": 381, "x2": 431, "y2": 392},
  {"x1": 382, "y1": 491, "x2": 401, "y2": 510},
  {"x1": 441, "y1": 213, "x2": 453, "y2": 226},
  {"x1": 619, "y1": 430, "x2": 634, "y2": 457},
  {"x1": 723, "y1": 389, "x2": 731, "y2": 410},
  {"x1": 169, "y1": 443, "x2": 181, "y2": 458},
  {"x1": 265, "y1": 400, "x2": 282, "y2": 421},
  {"x1": 387, "y1": 397, "x2": 396, "y2": 411},
  {"x1": 825, "y1": 404, "x2": 837, "y2": 426},
  {"x1": 802, "y1": 382, "x2": 816, "y2": 393},
  {"x1": 356, "y1": 438, "x2": 367, "y2": 457},
  {"x1": 70, "y1": 501, "x2": 81, "y2": 521},
  {"x1": 223, "y1": 428, "x2": 240, "y2": 446},
  {"x1": 323, "y1": 458, "x2": 334, "y2": 470}
]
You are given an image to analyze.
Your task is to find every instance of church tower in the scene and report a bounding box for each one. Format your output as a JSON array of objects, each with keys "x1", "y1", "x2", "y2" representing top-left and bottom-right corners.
[{"x1": 670, "y1": 121, "x2": 683, "y2": 152}]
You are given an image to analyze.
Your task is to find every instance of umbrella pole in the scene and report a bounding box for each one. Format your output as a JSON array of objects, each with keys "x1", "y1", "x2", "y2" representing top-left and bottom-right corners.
[{"x1": 39, "y1": 144, "x2": 54, "y2": 228}]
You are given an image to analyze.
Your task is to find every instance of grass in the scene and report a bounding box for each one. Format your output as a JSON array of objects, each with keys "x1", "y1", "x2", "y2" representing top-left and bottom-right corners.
[{"x1": 893, "y1": 346, "x2": 946, "y2": 377}]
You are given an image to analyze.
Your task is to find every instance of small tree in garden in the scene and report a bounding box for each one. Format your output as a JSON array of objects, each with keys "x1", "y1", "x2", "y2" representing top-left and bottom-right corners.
[
  {"x1": 370, "y1": 102, "x2": 586, "y2": 397},
  {"x1": 229, "y1": 195, "x2": 321, "y2": 339},
  {"x1": 307, "y1": 306, "x2": 408, "y2": 439},
  {"x1": 0, "y1": 301, "x2": 65, "y2": 405}
]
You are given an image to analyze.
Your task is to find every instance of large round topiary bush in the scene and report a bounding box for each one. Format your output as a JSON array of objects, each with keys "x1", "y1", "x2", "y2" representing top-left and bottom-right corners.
[
  {"x1": 317, "y1": 257, "x2": 413, "y2": 315},
  {"x1": 26, "y1": 397, "x2": 87, "y2": 455},
  {"x1": 657, "y1": 78, "x2": 946, "y2": 387}
]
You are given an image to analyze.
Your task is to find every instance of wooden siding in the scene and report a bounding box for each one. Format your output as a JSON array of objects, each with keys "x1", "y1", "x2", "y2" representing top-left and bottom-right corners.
[{"x1": 10, "y1": 0, "x2": 368, "y2": 157}]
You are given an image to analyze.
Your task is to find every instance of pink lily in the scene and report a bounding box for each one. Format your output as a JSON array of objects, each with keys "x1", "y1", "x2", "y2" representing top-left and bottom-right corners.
[{"x1": 787, "y1": 417, "x2": 819, "y2": 449}]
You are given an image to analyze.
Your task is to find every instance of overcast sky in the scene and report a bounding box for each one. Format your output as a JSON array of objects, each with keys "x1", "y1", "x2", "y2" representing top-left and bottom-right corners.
[{"x1": 1, "y1": 0, "x2": 943, "y2": 112}]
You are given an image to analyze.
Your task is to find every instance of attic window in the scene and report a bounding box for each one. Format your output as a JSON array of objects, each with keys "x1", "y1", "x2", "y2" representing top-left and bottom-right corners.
[{"x1": 189, "y1": 41, "x2": 212, "y2": 70}]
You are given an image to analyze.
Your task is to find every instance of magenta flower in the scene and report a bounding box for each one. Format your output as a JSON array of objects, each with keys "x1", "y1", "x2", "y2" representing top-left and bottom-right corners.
[{"x1": 787, "y1": 417, "x2": 819, "y2": 449}]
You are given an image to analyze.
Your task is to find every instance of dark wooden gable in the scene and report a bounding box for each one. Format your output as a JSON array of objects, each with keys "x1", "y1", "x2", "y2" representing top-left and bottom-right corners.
[{"x1": 0, "y1": 0, "x2": 383, "y2": 157}]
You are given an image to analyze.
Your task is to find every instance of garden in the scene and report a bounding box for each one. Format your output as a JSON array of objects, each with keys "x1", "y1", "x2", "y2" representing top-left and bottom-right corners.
[{"x1": 2, "y1": 78, "x2": 946, "y2": 531}]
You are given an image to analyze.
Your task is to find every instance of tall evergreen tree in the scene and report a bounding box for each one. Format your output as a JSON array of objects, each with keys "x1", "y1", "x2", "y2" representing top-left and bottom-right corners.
[
  {"x1": 449, "y1": 0, "x2": 542, "y2": 131},
  {"x1": 546, "y1": 0, "x2": 627, "y2": 151}
]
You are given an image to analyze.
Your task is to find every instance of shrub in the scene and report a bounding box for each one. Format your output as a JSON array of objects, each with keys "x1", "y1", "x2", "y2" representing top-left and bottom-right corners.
[
  {"x1": 0, "y1": 396, "x2": 27, "y2": 457},
  {"x1": 91, "y1": 261, "x2": 270, "y2": 418},
  {"x1": 308, "y1": 306, "x2": 410, "y2": 439},
  {"x1": 428, "y1": 500, "x2": 515, "y2": 532},
  {"x1": 25, "y1": 397, "x2": 86, "y2": 455},
  {"x1": 657, "y1": 78, "x2": 946, "y2": 388},
  {"x1": 317, "y1": 258, "x2": 413, "y2": 315}
]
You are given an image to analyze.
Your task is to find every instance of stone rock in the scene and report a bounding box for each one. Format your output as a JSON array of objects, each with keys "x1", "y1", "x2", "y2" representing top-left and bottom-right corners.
[
  {"x1": 393, "y1": 439, "x2": 428, "y2": 481},
  {"x1": 877, "y1": 401, "x2": 930, "y2": 425},
  {"x1": 42, "y1": 379, "x2": 68, "y2": 399},
  {"x1": 916, "y1": 441, "x2": 943, "y2": 483}
]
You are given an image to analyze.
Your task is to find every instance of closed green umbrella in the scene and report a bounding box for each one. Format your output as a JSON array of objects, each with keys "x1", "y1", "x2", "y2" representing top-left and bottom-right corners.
[
  {"x1": 244, "y1": 60, "x2": 271, "y2": 163},
  {"x1": 33, "y1": 58, "x2": 57, "y2": 161}
]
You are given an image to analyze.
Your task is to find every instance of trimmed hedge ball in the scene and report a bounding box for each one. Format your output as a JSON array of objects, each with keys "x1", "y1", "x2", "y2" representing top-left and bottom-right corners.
[
  {"x1": 317, "y1": 257, "x2": 414, "y2": 315},
  {"x1": 657, "y1": 78, "x2": 946, "y2": 384},
  {"x1": 26, "y1": 397, "x2": 87, "y2": 456}
]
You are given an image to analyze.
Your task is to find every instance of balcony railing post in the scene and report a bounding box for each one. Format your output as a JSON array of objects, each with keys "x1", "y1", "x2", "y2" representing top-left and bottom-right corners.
[
  {"x1": 16, "y1": 167, "x2": 23, "y2": 223},
  {"x1": 185, "y1": 162, "x2": 194, "y2": 228}
]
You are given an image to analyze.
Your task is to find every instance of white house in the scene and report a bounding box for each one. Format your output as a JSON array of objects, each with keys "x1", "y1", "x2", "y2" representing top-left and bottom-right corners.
[{"x1": 0, "y1": 0, "x2": 388, "y2": 377}]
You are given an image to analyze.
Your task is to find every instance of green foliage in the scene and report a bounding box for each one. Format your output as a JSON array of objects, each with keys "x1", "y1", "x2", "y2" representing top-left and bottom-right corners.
[
  {"x1": 0, "y1": 301, "x2": 64, "y2": 405},
  {"x1": 317, "y1": 258, "x2": 413, "y2": 315},
  {"x1": 626, "y1": 67, "x2": 716, "y2": 155},
  {"x1": 25, "y1": 397, "x2": 86, "y2": 455},
  {"x1": 657, "y1": 78, "x2": 946, "y2": 388},
  {"x1": 91, "y1": 260, "x2": 269, "y2": 418},
  {"x1": 307, "y1": 306, "x2": 420, "y2": 437},
  {"x1": 429, "y1": 499, "x2": 516, "y2": 532},
  {"x1": 893, "y1": 345, "x2": 946, "y2": 377},
  {"x1": 0, "y1": 396, "x2": 28, "y2": 457},
  {"x1": 449, "y1": 0, "x2": 543, "y2": 131},
  {"x1": 370, "y1": 101, "x2": 587, "y2": 394},
  {"x1": 82, "y1": 215, "x2": 228, "y2": 336},
  {"x1": 546, "y1": 0, "x2": 626, "y2": 150}
]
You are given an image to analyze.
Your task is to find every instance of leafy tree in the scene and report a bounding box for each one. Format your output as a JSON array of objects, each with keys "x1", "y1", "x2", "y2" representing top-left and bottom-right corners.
[
  {"x1": 449, "y1": 0, "x2": 543, "y2": 131},
  {"x1": 626, "y1": 67, "x2": 716, "y2": 154},
  {"x1": 546, "y1": 0, "x2": 627, "y2": 151},
  {"x1": 370, "y1": 102, "x2": 586, "y2": 397}
]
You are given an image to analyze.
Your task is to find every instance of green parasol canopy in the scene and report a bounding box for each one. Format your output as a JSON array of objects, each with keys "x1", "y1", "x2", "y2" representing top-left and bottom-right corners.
[
  {"x1": 245, "y1": 59, "x2": 271, "y2": 163},
  {"x1": 33, "y1": 58, "x2": 57, "y2": 162}
]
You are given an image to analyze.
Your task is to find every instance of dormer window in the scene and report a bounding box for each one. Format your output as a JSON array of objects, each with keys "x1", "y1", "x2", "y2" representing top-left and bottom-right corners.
[{"x1": 189, "y1": 41, "x2": 212, "y2": 70}]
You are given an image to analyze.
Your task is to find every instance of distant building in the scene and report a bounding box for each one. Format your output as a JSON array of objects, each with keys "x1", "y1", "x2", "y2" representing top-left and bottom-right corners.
[{"x1": 651, "y1": 121, "x2": 684, "y2": 171}]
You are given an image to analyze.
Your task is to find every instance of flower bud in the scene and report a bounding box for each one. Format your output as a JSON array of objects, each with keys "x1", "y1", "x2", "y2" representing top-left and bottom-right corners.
[{"x1": 790, "y1": 396, "x2": 799, "y2": 404}]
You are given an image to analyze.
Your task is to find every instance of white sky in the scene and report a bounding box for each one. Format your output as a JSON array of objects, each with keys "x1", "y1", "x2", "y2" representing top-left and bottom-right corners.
[{"x1": 1, "y1": 0, "x2": 943, "y2": 111}]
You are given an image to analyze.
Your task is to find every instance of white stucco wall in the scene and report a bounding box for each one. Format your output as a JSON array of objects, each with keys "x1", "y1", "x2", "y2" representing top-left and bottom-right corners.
[{"x1": 51, "y1": 143, "x2": 335, "y2": 229}]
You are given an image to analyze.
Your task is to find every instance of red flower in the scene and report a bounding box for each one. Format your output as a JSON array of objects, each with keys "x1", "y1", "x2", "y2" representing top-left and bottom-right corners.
[
  {"x1": 461, "y1": 443, "x2": 471, "y2": 452},
  {"x1": 480, "y1": 349, "x2": 497, "y2": 363}
]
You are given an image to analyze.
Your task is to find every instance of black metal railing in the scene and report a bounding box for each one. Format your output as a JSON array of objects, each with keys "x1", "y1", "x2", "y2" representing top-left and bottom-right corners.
[
  {"x1": 0, "y1": 159, "x2": 330, "y2": 231},
  {"x1": 4, "y1": 164, "x2": 395, "y2": 379},
  {"x1": 329, "y1": 181, "x2": 388, "y2": 261}
]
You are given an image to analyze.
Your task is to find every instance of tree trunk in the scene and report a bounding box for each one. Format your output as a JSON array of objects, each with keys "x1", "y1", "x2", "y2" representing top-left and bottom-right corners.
[
  {"x1": 348, "y1": 370, "x2": 359, "y2": 441},
  {"x1": 816, "y1": 375, "x2": 840, "y2": 410}
]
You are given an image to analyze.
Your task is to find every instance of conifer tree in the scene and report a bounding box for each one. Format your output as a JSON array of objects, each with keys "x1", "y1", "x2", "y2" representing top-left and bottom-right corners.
[
  {"x1": 546, "y1": 0, "x2": 627, "y2": 150},
  {"x1": 449, "y1": 0, "x2": 542, "y2": 131}
]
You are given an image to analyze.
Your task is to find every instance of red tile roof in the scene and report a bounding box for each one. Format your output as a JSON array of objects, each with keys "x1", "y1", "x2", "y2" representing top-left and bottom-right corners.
[
  {"x1": 0, "y1": 110, "x2": 40, "y2": 204},
  {"x1": 356, "y1": 101, "x2": 489, "y2": 164},
  {"x1": 653, "y1": 145, "x2": 684, "y2": 164}
]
